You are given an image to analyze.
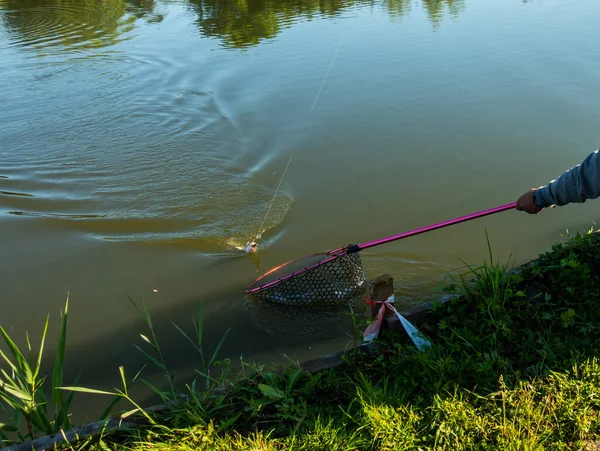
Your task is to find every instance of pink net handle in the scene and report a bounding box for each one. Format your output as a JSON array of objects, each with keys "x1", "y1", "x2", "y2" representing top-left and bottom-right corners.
[
  {"x1": 357, "y1": 202, "x2": 516, "y2": 251},
  {"x1": 246, "y1": 202, "x2": 516, "y2": 295}
]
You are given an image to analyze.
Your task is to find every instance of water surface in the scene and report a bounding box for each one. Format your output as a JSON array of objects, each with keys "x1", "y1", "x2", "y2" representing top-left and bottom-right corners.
[{"x1": 1, "y1": 0, "x2": 599, "y2": 417}]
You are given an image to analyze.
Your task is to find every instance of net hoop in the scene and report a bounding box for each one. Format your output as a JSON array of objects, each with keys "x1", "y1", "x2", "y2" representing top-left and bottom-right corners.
[{"x1": 245, "y1": 247, "x2": 350, "y2": 295}]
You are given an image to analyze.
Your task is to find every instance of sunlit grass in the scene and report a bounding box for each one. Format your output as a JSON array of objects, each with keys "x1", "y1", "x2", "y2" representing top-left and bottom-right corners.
[{"x1": 69, "y1": 357, "x2": 600, "y2": 450}]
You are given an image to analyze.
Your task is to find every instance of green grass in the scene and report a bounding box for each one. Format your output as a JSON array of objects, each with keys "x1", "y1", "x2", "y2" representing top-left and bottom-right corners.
[
  {"x1": 0, "y1": 296, "x2": 76, "y2": 446},
  {"x1": 70, "y1": 358, "x2": 600, "y2": 450},
  {"x1": 3, "y1": 230, "x2": 600, "y2": 450}
]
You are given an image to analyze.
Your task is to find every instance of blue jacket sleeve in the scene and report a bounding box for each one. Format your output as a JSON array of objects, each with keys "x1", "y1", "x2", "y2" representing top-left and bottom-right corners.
[{"x1": 535, "y1": 149, "x2": 600, "y2": 208}]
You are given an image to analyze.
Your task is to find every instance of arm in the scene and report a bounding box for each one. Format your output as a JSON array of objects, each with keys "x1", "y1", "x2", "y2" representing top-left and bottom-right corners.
[
  {"x1": 535, "y1": 149, "x2": 600, "y2": 208},
  {"x1": 516, "y1": 149, "x2": 600, "y2": 214}
]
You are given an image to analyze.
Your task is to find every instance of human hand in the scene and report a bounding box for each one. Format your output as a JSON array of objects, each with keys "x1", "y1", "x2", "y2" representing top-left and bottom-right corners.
[{"x1": 516, "y1": 188, "x2": 543, "y2": 214}]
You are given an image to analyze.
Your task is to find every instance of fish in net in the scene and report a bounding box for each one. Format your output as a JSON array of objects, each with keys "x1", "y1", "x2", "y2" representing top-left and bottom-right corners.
[{"x1": 246, "y1": 248, "x2": 365, "y2": 307}]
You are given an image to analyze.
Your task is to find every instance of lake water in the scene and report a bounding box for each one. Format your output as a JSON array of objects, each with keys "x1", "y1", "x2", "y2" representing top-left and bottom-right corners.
[{"x1": 1, "y1": 0, "x2": 599, "y2": 418}]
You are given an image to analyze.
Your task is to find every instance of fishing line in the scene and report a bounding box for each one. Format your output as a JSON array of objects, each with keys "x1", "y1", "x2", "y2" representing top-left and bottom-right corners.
[
  {"x1": 311, "y1": 29, "x2": 346, "y2": 112},
  {"x1": 247, "y1": 26, "x2": 346, "y2": 253},
  {"x1": 255, "y1": 152, "x2": 294, "y2": 240}
]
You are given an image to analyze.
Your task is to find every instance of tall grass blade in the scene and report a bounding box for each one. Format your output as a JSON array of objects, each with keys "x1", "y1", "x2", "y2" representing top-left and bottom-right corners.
[
  {"x1": 196, "y1": 302, "x2": 204, "y2": 350},
  {"x1": 127, "y1": 294, "x2": 141, "y2": 314},
  {"x1": 139, "y1": 334, "x2": 157, "y2": 351},
  {"x1": 52, "y1": 296, "x2": 69, "y2": 430},
  {"x1": 33, "y1": 315, "x2": 50, "y2": 381},
  {"x1": 194, "y1": 369, "x2": 222, "y2": 386},
  {"x1": 127, "y1": 296, "x2": 177, "y2": 400},
  {"x1": 59, "y1": 387, "x2": 115, "y2": 396},
  {"x1": 0, "y1": 388, "x2": 21, "y2": 409},
  {"x1": 99, "y1": 396, "x2": 122, "y2": 421},
  {"x1": 140, "y1": 379, "x2": 171, "y2": 404},
  {"x1": 207, "y1": 329, "x2": 230, "y2": 369},
  {"x1": 0, "y1": 347, "x2": 19, "y2": 375},
  {"x1": 1, "y1": 369, "x2": 22, "y2": 390},
  {"x1": 119, "y1": 395, "x2": 154, "y2": 424},
  {"x1": 56, "y1": 371, "x2": 82, "y2": 430},
  {"x1": 98, "y1": 366, "x2": 144, "y2": 420},
  {"x1": 133, "y1": 345, "x2": 166, "y2": 371},
  {"x1": 31, "y1": 408, "x2": 53, "y2": 434},
  {"x1": 171, "y1": 322, "x2": 202, "y2": 355},
  {"x1": 485, "y1": 228, "x2": 494, "y2": 264},
  {"x1": 25, "y1": 331, "x2": 32, "y2": 356},
  {"x1": 0, "y1": 326, "x2": 33, "y2": 385},
  {"x1": 118, "y1": 366, "x2": 128, "y2": 397},
  {"x1": 2, "y1": 385, "x2": 33, "y2": 402}
]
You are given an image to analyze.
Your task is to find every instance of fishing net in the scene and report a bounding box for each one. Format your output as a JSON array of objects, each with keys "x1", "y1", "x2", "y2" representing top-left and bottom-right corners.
[
  {"x1": 245, "y1": 203, "x2": 516, "y2": 306},
  {"x1": 245, "y1": 247, "x2": 365, "y2": 306}
]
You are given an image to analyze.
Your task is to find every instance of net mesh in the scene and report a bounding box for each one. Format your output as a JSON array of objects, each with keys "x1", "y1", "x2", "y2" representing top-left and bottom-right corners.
[{"x1": 246, "y1": 252, "x2": 366, "y2": 306}]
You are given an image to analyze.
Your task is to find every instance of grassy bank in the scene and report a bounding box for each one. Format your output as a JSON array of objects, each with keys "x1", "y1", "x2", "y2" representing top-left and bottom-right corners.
[{"x1": 2, "y1": 230, "x2": 600, "y2": 450}]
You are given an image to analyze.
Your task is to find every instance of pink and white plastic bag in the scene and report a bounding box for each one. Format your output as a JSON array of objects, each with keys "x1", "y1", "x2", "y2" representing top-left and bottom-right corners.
[{"x1": 363, "y1": 294, "x2": 432, "y2": 352}]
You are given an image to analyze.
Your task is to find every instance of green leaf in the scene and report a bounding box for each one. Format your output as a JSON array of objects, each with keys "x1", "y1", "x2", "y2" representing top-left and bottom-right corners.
[
  {"x1": 215, "y1": 412, "x2": 242, "y2": 433},
  {"x1": 33, "y1": 315, "x2": 50, "y2": 381},
  {"x1": 139, "y1": 334, "x2": 157, "y2": 351},
  {"x1": 118, "y1": 366, "x2": 128, "y2": 396},
  {"x1": 172, "y1": 322, "x2": 202, "y2": 355},
  {"x1": 207, "y1": 328, "x2": 230, "y2": 369},
  {"x1": 56, "y1": 370, "x2": 81, "y2": 432},
  {"x1": 133, "y1": 345, "x2": 166, "y2": 371},
  {"x1": 0, "y1": 398, "x2": 19, "y2": 412},
  {"x1": 0, "y1": 370, "x2": 23, "y2": 391},
  {"x1": 59, "y1": 386, "x2": 116, "y2": 396},
  {"x1": 127, "y1": 294, "x2": 141, "y2": 314},
  {"x1": 119, "y1": 394, "x2": 155, "y2": 424},
  {"x1": 194, "y1": 369, "x2": 221, "y2": 387},
  {"x1": 120, "y1": 407, "x2": 142, "y2": 419},
  {"x1": 142, "y1": 300, "x2": 152, "y2": 329},
  {"x1": 25, "y1": 331, "x2": 32, "y2": 355},
  {"x1": 2, "y1": 384, "x2": 33, "y2": 401},
  {"x1": 30, "y1": 407, "x2": 53, "y2": 435},
  {"x1": 99, "y1": 396, "x2": 122, "y2": 421},
  {"x1": 258, "y1": 384, "x2": 286, "y2": 401},
  {"x1": 0, "y1": 423, "x2": 18, "y2": 432},
  {"x1": 0, "y1": 326, "x2": 33, "y2": 385},
  {"x1": 0, "y1": 348, "x2": 19, "y2": 375},
  {"x1": 286, "y1": 368, "x2": 303, "y2": 393},
  {"x1": 140, "y1": 379, "x2": 172, "y2": 404}
]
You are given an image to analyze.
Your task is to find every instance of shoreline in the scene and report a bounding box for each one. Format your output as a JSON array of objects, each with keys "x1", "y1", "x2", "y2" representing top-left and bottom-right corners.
[{"x1": 4, "y1": 230, "x2": 600, "y2": 450}]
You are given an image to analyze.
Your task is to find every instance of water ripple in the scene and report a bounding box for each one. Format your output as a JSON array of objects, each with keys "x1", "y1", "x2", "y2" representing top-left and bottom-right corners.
[{"x1": 0, "y1": 0, "x2": 139, "y2": 54}]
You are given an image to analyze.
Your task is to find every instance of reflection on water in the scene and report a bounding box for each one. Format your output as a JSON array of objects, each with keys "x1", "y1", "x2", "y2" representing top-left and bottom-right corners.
[
  {"x1": 1, "y1": 0, "x2": 465, "y2": 53},
  {"x1": 187, "y1": 0, "x2": 363, "y2": 49},
  {"x1": 422, "y1": 0, "x2": 464, "y2": 28},
  {"x1": 0, "y1": 0, "x2": 161, "y2": 53},
  {"x1": 188, "y1": 0, "x2": 465, "y2": 48},
  {"x1": 245, "y1": 295, "x2": 357, "y2": 342}
]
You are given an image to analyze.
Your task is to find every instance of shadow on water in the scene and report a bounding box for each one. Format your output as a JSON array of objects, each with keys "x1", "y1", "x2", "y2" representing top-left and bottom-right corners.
[
  {"x1": 1, "y1": 0, "x2": 465, "y2": 52},
  {"x1": 57, "y1": 290, "x2": 358, "y2": 377},
  {"x1": 33, "y1": 281, "x2": 362, "y2": 417}
]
